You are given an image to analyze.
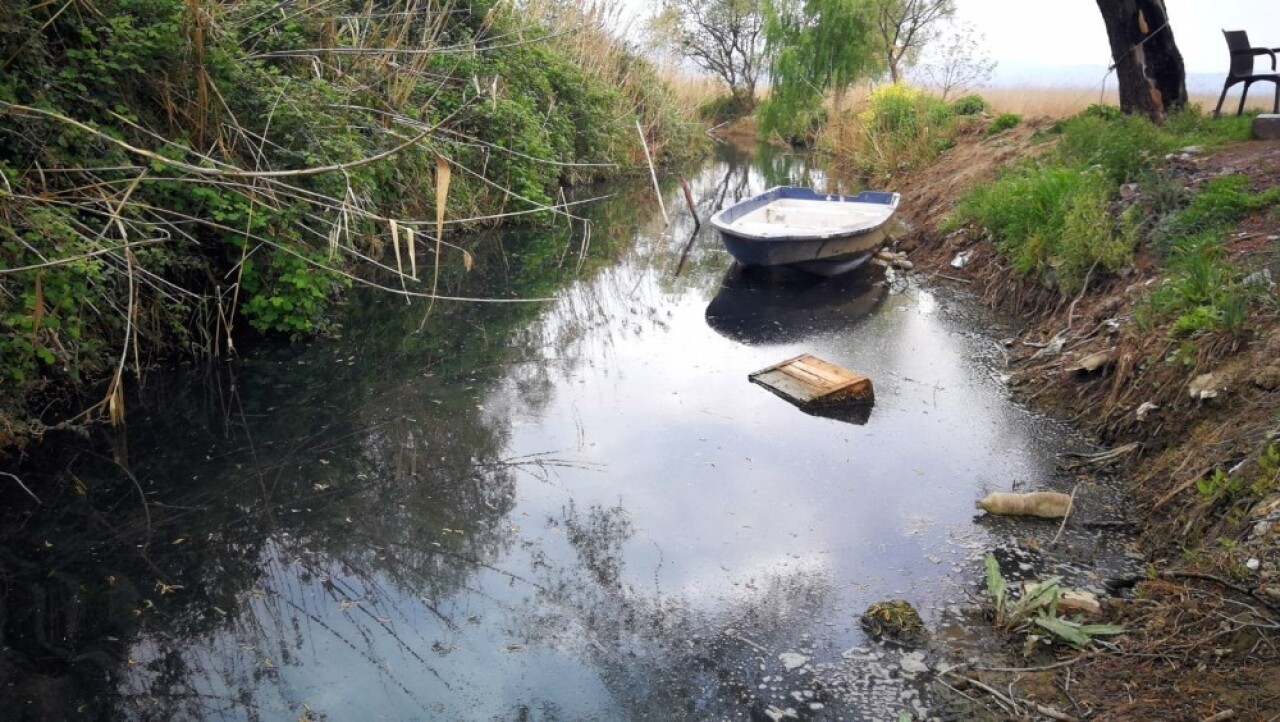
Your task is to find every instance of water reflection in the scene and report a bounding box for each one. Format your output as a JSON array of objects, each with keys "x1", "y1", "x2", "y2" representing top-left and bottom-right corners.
[
  {"x1": 2, "y1": 143, "x2": 1091, "y2": 720},
  {"x1": 705, "y1": 264, "x2": 889, "y2": 346}
]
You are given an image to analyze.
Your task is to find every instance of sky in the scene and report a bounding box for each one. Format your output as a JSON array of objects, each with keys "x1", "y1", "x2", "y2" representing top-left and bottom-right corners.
[
  {"x1": 956, "y1": 0, "x2": 1280, "y2": 76},
  {"x1": 622, "y1": 0, "x2": 1280, "y2": 85}
]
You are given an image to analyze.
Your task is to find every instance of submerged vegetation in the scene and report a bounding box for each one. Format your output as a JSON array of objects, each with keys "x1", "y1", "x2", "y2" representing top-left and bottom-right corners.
[{"x1": 0, "y1": 0, "x2": 702, "y2": 439}]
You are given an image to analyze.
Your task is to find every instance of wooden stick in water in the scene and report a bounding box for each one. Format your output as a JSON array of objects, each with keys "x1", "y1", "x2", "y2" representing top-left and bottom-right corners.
[
  {"x1": 635, "y1": 119, "x2": 669, "y2": 225},
  {"x1": 679, "y1": 175, "x2": 699, "y2": 229}
]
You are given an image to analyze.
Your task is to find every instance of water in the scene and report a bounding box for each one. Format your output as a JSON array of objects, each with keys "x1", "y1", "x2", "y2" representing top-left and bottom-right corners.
[{"x1": 0, "y1": 145, "x2": 1120, "y2": 720}]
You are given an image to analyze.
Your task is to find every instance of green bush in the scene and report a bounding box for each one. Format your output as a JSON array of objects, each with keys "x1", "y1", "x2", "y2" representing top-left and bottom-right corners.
[
  {"x1": 698, "y1": 94, "x2": 755, "y2": 124},
  {"x1": 1056, "y1": 113, "x2": 1169, "y2": 184},
  {"x1": 843, "y1": 83, "x2": 956, "y2": 175},
  {"x1": 950, "y1": 94, "x2": 989, "y2": 116},
  {"x1": 0, "y1": 0, "x2": 705, "y2": 430},
  {"x1": 955, "y1": 165, "x2": 1129, "y2": 293},
  {"x1": 985, "y1": 112, "x2": 1021, "y2": 135}
]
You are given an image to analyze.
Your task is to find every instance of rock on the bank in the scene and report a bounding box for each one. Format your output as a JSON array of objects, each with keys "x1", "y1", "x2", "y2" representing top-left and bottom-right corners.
[{"x1": 1254, "y1": 114, "x2": 1280, "y2": 140}]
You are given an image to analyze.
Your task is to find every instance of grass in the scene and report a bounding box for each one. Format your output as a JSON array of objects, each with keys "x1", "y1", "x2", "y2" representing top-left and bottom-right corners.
[
  {"x1": 1138, "y1": 175, "x2": 1280, "y2": 337},
  {"x1": 819, "y1": 83, "x2": 969, "y2": 179},
  {"x1": 0, "y1": 0, "x2": 706, "y2": 434},
  {"x1": 949, "y1": 104, "x2": 1261, "y2": 308}
]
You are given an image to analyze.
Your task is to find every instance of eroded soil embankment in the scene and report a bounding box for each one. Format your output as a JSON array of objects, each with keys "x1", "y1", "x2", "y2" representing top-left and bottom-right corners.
[{"x1": 892, "y1": 122, "x2": 1280, "y2": 720}]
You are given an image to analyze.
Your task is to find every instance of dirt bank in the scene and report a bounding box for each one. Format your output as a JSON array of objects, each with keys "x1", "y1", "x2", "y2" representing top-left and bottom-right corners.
[{"x1": 892, "y1": 120, "x2": 1280, "y2": 720}]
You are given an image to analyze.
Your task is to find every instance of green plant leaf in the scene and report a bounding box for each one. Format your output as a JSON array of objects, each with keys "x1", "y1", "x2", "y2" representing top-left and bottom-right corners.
[
  {"x1": 985, "y1": 553, "x2": 1006, "y2": 619},
  {"x1": 1033, "y1": 615, "x2": 1090, "y2": 647},
  {"x1": 1078, "y1": 624, "x2": 1125, "y2": 637}
]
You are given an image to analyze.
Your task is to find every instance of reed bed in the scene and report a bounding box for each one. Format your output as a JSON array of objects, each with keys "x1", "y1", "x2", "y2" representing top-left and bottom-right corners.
[{"x1": 0, "y1": 0, "x2": 699, "y2": 435}]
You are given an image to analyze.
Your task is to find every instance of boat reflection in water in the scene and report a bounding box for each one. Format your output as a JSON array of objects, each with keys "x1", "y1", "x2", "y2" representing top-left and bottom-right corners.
[
  {"x1": 705, "y1": 264, "x2": 889, "y2": 425},
  {"x1": 705, "y1": 263, "x2": 888, "y2": 346}
]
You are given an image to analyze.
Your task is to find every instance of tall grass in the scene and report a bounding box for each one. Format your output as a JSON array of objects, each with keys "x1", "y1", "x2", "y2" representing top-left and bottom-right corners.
[
  {"x1": 982, "y1": 85, "x2": 1278, "y2": 119},
  {"x1": 951, "y1": 104, "x2": 1272, "y2": 335},
  {"x1": 0, "y1": 0, "x2": 702, "y2": 433},
  {"x1": 819, "y1": 83, "x2": 967, "y2": 179}
]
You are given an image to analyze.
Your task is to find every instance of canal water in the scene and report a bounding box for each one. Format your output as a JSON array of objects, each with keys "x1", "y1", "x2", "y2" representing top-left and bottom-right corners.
[{"x1": 2, "y1": 146, "x2": 1123, "y2": 720}]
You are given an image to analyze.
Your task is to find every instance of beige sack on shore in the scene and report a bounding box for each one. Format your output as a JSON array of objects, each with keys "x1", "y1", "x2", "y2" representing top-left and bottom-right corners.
[{"x1": 976, "y1": 491, "x2": 1073, "y2": 518}]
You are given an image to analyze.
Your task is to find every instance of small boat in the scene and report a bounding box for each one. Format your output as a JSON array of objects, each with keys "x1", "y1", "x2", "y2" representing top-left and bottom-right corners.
[{"x1": 709, "y1": 186, "x2": 901, "y2": 277}]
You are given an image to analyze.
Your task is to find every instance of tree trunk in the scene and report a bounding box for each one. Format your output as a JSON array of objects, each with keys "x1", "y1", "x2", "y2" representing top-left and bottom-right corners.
[{"x1": 1095, "y1": 0, "x2": 1187, "y2": 123}]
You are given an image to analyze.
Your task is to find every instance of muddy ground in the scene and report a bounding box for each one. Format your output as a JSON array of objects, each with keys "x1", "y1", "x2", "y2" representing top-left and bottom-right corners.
[{"x1": 890, "y1": 120, "x2": 1280, "y2": 721}]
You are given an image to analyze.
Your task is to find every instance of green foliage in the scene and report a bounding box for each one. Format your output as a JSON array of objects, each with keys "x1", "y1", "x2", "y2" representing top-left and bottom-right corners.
[
  {"x1": 1155, "y1": 175, "x2": 1280, "y2": 250},
  {"x1": 954, "y1": 165, "x2": 1131, "y2": 293},
  {"x1": 836, "y1": 83, "x2": 957, "y2": 176},
  {"x1": 985, "y1": 553, "x2": 1124, "y2": 651},
  {"x1": 953, "y1": 104, "x2": 1265, "y2": 302},
  {"x1": 699, "y1": 93, "x2": 756, "y2": 124},
  {"x1": 985, "y1": 112, "x2": 1020, "y2": 135},
  {"x1": 950, "y1": 94, "x2": 988, "y2": 115},
  {"x1": 760, "y1": 0, "x2": 878, "y2": 142},
  {"x1": 1135, "y1": 175, "x2": 1280, "y2": 337},
  {"x1": 1195, "y1": 445, "x2": 1280, "y2": 507},
  {"x1": 1056, "y1": 113, "x2": 1169, "y2": 184},
  {"x1": 0, "y1": 0, "x2": 702, "y2": 430}
]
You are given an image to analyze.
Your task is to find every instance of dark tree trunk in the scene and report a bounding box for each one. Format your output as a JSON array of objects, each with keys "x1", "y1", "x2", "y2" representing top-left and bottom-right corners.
[{"x1": 1095, "y1": 0, "x2": 1187, "y2": 122}]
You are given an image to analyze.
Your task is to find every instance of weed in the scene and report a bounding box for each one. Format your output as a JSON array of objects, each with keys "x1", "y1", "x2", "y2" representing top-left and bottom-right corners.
[
  {"x1": 822, "y1": 83, "x2": 957, "y2": 177},
  {"x1": 953, "y1": 165, "x2": 1129, "y2": 293},
  {"x1": 985, "y1": 553, "x2": 1124, "y2": 651},
  {"x1": 950, "y1": 94, "x2": 989, "y2": 116},
  {"x1": 985, "y1": 112, "x2": 1021, "y2": 135},
  {"x1": 1057, "y1": 113, "x2": 1169, "y2": 184},
  {"x1": 1155, "y1": 175, "x2": 1280, "y2": 252}
]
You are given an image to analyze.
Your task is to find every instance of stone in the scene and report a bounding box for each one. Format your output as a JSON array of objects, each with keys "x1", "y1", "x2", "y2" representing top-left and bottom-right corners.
[
  {"x1": 1254, "y1": 114, "x2": 1280, "y2": 140},
  {"x1": 1253, "y1": 365, "x2": 1280, "y2": 391},
  {"x1": 1189, "y1": 372, "x2": 1225, "y2": 400},
  {"x1": 860, "y1": 600, "x2": 927, "y2": 646}
]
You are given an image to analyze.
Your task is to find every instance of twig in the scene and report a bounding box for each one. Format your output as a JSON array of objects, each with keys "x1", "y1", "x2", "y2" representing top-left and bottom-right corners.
[
  {"x1": 0, "y1": 239, "x2": 170, "y2": 275},
  {"x1": 931, "y1": 271, "x2": 973, "y2": 284},
  {"x1": 945, "y1": 671, "x2": 1079, "y2": 722},
  {"x1": 1065, "y1": 261, "x2": 1098, "y2": 333},
  {"x1": 1160, "y1": 571, "x2": 1280, "y2": 611},
  {"x1": 1, "y1": 471, "x2": 42, "y2": 504},
  {"x1": 971, "y1": 655, "x2": 1087, "y2": 673},
  {"x1": 635, "y1": 119, "x2": 668, "y2": 226},
  {"x1": 1050, "y1": 483, "x2": 1079, "y2": 547},
  {"x1": 0, "y1": 101, "x2": 437, "y2": 179},
  {"x1": 1201, "y1": 711, "x2": 1236, "y2": 722}
]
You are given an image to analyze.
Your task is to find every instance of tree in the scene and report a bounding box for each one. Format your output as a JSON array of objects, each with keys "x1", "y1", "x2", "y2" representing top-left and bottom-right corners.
[
  {"x1": 759, "y1": 0, "x2": 879, "y2": 140},
  {"x1": 648, "y1": 0, "x2": 766, "y2": 107},
  {"x1": 913, "y1": 20, "x2": 996, "y2": 100},
  {"x1": 1095, "y1": 0, "x2": 1187, "y2": 122},
  {"x1": 869, "y1": 0, "x2": 955, "y2": 83}
]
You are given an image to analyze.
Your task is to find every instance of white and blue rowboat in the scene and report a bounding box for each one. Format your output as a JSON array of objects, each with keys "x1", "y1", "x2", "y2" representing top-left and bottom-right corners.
[{"x1": 709, "y1": 186, "x2": 901, "y2": 277}]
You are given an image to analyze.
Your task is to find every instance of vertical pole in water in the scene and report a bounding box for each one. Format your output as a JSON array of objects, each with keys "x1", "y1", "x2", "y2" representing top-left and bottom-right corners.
[
  {"x1": 636, "y1": 119, "x2": 669, "y2": 226},
  {"x1": 679, "y1": 175, "x2": 700, "y2": 230}
]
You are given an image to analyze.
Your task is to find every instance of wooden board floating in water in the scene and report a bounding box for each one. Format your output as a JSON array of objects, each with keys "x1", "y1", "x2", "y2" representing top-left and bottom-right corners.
[{"x1": 748, "y1": 354, "x2": 874, "y2": 409}]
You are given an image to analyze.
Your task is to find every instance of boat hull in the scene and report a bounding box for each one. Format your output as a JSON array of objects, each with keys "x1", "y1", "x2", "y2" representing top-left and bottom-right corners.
[{"x1": 710, "y1": 187, "x2": 900, "y2": 277}]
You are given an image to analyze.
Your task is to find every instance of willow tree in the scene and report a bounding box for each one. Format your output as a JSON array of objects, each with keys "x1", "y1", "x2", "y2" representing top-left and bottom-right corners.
[
  {"x1": 1095, "y1": 0, "x2": 1187, "y2": 122},
  {"x1": 760, "y1": 0, "x2": 879, "y2": 142}
]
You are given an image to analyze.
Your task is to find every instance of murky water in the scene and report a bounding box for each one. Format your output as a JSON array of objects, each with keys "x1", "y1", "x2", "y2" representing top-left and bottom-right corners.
[{"x1": 1, "y1": 146, "x2": 1129, "y2": 720}]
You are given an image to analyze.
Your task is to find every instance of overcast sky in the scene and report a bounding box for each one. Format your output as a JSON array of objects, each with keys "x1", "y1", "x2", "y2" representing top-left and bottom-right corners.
[
  {"x1": 622, "y1": 1, "x2": 1280, "y2": 79},
  {"x1": 958, "y1": 0, "x2": 1280, "y2": 74}
]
